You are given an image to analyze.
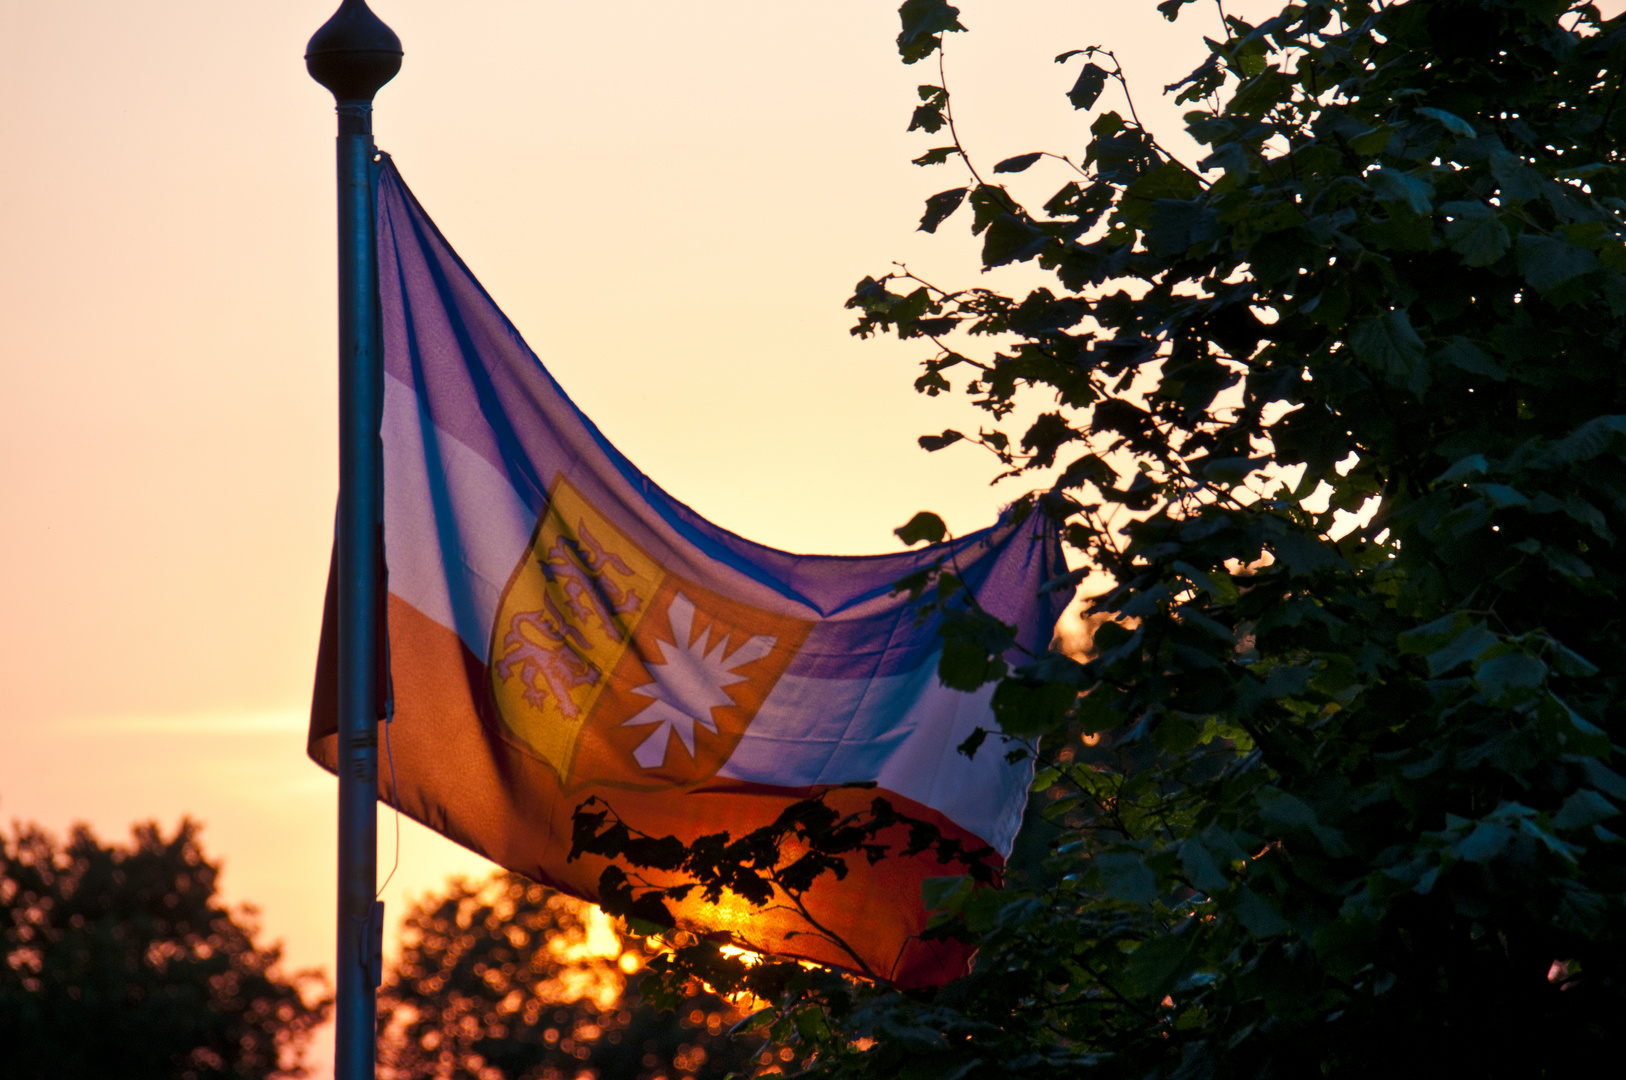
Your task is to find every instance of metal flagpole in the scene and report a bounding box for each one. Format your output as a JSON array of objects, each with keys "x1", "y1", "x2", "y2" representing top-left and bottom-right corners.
[{"x1": 305, "y1": 3, "x2": 401, "y2": 1078}]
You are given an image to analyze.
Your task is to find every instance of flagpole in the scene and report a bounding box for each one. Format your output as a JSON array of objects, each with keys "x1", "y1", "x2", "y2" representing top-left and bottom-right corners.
[{"x1": 306, "y1": 3, "x2": 401, "y2": 1078}]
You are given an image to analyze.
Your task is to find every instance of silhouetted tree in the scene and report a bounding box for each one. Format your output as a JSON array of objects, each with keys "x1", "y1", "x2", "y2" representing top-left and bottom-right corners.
[
  {"x1": 378, "y1": 873, "x2": 771, "y2": 1080},
  {"x1": 0, "y1": 817, "x2": 330, "y2": 1079},
  {"x1": 556, "y1": 2, "x2": 1626, "y2": 1077}
]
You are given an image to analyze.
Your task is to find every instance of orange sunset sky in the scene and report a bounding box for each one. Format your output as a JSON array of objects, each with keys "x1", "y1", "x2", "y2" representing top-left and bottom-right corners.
[{"x1": 4, "y1": 0, "x2": 1557, "y2": 1072}]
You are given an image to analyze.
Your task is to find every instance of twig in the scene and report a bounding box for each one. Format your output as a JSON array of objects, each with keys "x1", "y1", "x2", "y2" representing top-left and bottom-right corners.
[{"x1": 939, "y1": 50, "x2": 990, "y2": 191}]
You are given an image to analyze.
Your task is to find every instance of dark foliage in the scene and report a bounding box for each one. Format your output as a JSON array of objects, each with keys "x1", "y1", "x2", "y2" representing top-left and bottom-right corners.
[
  {"x1": 0, "y1": 818, "x2": 330, "y2": 1080},
  {"x1": 558, "y1": 1, "x2": 1626, "y2": 1077},
  {"x1": 569, "y1": 790, "x2": 998, "y2": 984},
  {"x1": 377, "y1": 873, "x2": 775, "y2": 1080}
]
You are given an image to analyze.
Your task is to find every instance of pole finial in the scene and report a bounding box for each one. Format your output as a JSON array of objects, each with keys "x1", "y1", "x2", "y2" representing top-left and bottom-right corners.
[{"x1": 306, "y1": 0, "x2": 402, "y2": 104}]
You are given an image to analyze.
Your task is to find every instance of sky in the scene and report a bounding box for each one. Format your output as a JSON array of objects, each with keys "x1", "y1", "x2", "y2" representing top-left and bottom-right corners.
[{"x1": 0, "y1": 0, "x2": 1423, "y2": 1072}]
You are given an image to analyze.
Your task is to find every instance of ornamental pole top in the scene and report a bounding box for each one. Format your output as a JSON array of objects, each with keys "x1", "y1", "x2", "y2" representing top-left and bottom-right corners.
[{"x1": 306, "y1": 0, "x2": 402, "y2": 105}]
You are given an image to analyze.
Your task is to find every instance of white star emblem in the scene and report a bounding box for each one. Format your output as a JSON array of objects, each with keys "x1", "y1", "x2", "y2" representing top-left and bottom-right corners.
[{"x1": 622, "y1": 593, "x2": 776, "y2": 769}]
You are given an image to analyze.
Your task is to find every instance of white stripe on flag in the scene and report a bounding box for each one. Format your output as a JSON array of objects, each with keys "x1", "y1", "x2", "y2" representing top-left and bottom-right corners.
[
  {"x1": 720, "y1": 666, "x2": 1032, "y2": 855},
  {"x1": 383, "y1": 376, "x2": 536, "y2": 662}
]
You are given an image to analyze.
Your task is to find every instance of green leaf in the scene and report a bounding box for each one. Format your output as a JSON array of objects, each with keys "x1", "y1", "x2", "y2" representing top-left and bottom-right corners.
[
  {"x1": 938, "y1": 1060, "x2": 984, "y2": 1080},
  {"x1": 1350, "y1": 309, "x2": 1427, "y2": 390},
  {"x1": 1075, "y1": 683, "x2": 1125, "y2": 732},
  {"x1": 1179, "y1": 839, "x2": 1229, "y2": 894},
  {"x1": 1580, "y1": 759, "x2": 1626, "y2": 800},
  {"x1": 626, "y1": 915, "x2": 671, "y2": 937},
  {"x1": 1545, "y1": 638, "x2": 1599, "y2": 678},
  {"x1": 1169, "y1": 52, "x2": 1223, "y2": 105},
  {"x1": 793, "y1": 1007, "x2": 831, "y2": 1043},
  {"x1": 1544, "y1": 546, "x2": 1596, "y2": 583},
  {"x1": 1067, "y1": 62, "x2": 1109, "y2": 110},
  {"x1": 1490, "y1": 149, "x2": 1543, "y2": 202},
  {"x1": 1473, "y1": 651, "x2": 1548, "y2": 706},
  {"x1": 1424, "y1": 621, "x2": 1498, "y2": 676},
  {"x1": 1552, "y1": 790, "x2": 1619, "y2": 830},
  {"x1": 1263, "y1": 663, "x2": 1317, "y2": 699},
  {"x1": 1090, "y1": 110, "x2": 1125, "y2": 137},
  {"x1": 991, "y1": 676, "x2": 1076, "y2": 736},
  {"x1": 1201, "y1": 825, "x2": 1248, "y2": 865},
  {"x1": 1544, "y1": 414, "x2": 1626, "y2": 465},
  {"x1": 897, "y1": 0, "x2": 966, "y2": 63},
  {"x1": 967, "y1": 185, "x2": 1011, "y2": 235},
  {"x1": 1435, "y1": 453, "x2": 1489, "y2": 483},
  {"x1": 909, "y1": 102, "x2": 947, "y2": 133},
  {"x1": 1314, "y1": 913, "x2": 1379, "y2": 980},
  {"x1": 1058, "y1": 451, "x2": 1115, "y2": 490},
  {"x1": 1093, "y1": 620, "x2": 1134, "y2": 653},
  {"x1": 1545, "y1": 694, "x2": 1612, "y2": 756},
  {"x1": 1147, "y1": 199, "x2": 1220, "y2": 255},
  {"x1": 1127, "y1": 159, "x2": 1202, "y2": 200},
  {"x1": 1556, "y1": 161, "x2": 1612, "y2": 181},
  {"x1": 1271, "y1": 531, "x2": 1344, "y2": 576},
  {"x1": 1517, "y1": 233, "x2": 1598, "y2": 293},
  {"x1": 922, "y1": 874, "x2": 975, "y2": 912},
  {"x1": 1556, "y1": 494, "x2": 1612, "y2": 542},
  {"x1": 1452, "y1": 821, "x2": 1513, "y2": 863},
  {"x1": 1434, "y1": 337, "x2": 1506, "y2": 380},
  {"x1": 994, "y1": 152, "x2": 1044, "y2": 174},
  {"x1": 1441, "y1": 201, "x2": 1510, "y2": 266},
  {"x1": 1228, "y1": 67, "x2": 1291, "y2": 118},
  {"x1": 919, "y1": 428, "x2": 965, "y2": 451},
  {"x1": 938, "y1": 635, "x2": 1006, "y2": 690},
  {"x1": 1174, "y1": 560, "x2": 1239, "y2": 604},
  {"x1": 1125, "y1": 933, "x2": 1193, "y2": 998},
  {"x1": 1607, "y1": 272, "x2": 1626, "y2": 316},
  {"x1": 1369, "y1": 168, "x2": 1434, "y2": 214},
  {"x1": 1398, "y1": 612, "x2": 1473, "y2": 655},
  {"x1": 982, "y1": 213, "x2": 1049, "y2": 268},
  {"x1": 1470, "y1": 482, "x2": 1528, "y2": 508},
  {"x1": 1257, "y1": 789, "x2": 1317, "y2": 831},
  {"x1": 1233, "y1": 887, "x2": 1291, "y2": 938},
  {"x1": 1417, "y1": 106, "x2": 1476, "y2": 139},
  {"x1": 1044, "y1": 180, "x2": 1113, "y2": 223},
  {"x1": 1095, "y1": 852, "x2": 1158, "y2": 905},
  {"x1": 919, "y1": 187, "x2": 968, "y2": 232},
  {"x1": 956, "y1": 726, "x2": 988, "y2": 760},
  {"x1": 727, "y1": 1007, "x2": 776, "y2": 1036},
  {"x1": 1348, "y1": 124, "x2": 1394, "y2": 155},
  {"x1": 895, "y1": 511, "x2": 947, "y2": 545},
  {"x1": 1155, "y1": 713, "x2": 1202, "y2": 753},
  {"x1": 912, "y1": 146, "x2": 959, "y2": 166},
  {"x1": 1296, "y1": 819, "x2": 1353, "y2": 862},
  {"x1": 1199, "y1": 455, "x2": 1270, "y2": 486}
]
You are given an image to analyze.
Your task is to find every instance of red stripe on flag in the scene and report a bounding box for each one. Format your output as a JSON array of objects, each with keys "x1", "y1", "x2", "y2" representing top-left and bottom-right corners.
[{"x1": 310, "y1": 593, "x2": 988, "y2": 987}]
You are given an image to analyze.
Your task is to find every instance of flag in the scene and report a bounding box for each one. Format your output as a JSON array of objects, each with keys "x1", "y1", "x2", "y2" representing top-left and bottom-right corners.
[{"x1": 309, "y1": 158, "x2": 1067, "y2": 987}]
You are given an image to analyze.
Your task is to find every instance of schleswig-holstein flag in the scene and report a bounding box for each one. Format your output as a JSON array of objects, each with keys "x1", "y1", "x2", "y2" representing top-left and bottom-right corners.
[{"x1": 309, "y1": 159, "x2": 1065, "y2": 987}]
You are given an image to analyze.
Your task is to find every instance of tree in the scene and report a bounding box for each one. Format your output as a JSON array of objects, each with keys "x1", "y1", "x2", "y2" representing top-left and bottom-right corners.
[
  {"x1": 378, "y1": 872, "x2": 773, "y2": 1080},
  {"x1": 0, "y1": 817, "x2": 330, "y2": 1079},
  {"x1": 566, "y1": 0, "x2": 1626, "y2": 1076}
]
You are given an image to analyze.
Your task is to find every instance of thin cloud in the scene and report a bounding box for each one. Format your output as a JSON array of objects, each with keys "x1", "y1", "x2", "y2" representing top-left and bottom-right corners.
[{"x1": 59, "y1": 708, "x2": 309, "y2": 736}]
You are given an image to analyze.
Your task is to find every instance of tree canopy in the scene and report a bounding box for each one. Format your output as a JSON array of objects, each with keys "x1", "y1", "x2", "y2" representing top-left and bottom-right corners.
[
  {"x1": 565, "y1": 0, "x2": 1626, "y2": 1075},
  {"x1": 0, "y1": 818, "x2": 329, "y2": 1080},
  {"x1": 378, "y1": 873, "x2": 777, "y2": 1080}
]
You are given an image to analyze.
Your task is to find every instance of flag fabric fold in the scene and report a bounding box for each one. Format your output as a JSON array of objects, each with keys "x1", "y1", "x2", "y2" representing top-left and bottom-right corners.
[{"x1": 309, "y1": 158, "x2": 1067, "y2": 987}]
